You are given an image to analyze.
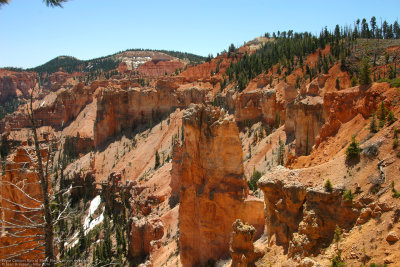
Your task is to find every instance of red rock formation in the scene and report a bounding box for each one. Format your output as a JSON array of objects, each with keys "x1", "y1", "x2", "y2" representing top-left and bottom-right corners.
[
  {"x1": 294, "y1": 96, "x2": 325, "y2": 155},
  {"x1": 235, "y1": 90, "x2": 263, "y2": 122},
  {"x1": 128, "y1": 216, "x2": 164, "y2": 261},
  {"x1": 258, "y1": 167, "x2": 362, "y2": 259},
  {"x1": 0, "y1": 82, "x2": 94, "y2": 132},
  {"x1": 63, "y1": 134, "x2": 94, "y2": 157},
  {"x1": 137, "y1": 60, "x2": 185, "y2": 77},
  {"x1": 316, "y1": 83, "x2": 390, "y2": 146},
  {"x1": 0, "y1": 147, "x2": 46, "y2": 261},
  {"x1": 178, "y1": 104, "x2": 264, "y2": 266},
  {"x1": 117, "y1": 62, "x2": 129, "y2": 74},
  {"x1": 180, "y1": 54, "x2": 231, "y2": 83},
  {"x1": 0, "y1": 70, "x2": 37, "y2": 101},
  {"x1": 233, "y1": 87, "x2": 285, "y2": 127},
  {"x1": 230, "y1": 219, "x2": 264, "y2": 267},
  {"x1": 93, "y1": 83, "x2": 206, "y2": 146},
  {"x1": 43, "y1": 71, "x2": 73, "y2": 93}
]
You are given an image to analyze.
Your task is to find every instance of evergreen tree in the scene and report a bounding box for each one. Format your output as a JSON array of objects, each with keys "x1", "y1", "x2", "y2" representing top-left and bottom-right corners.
[
  {"x1": 359, "y1": 57, "x2": 372, "y2": 85},
  {"x1": 324, "y1": 179, "x2": 333, "y2": 192},
  {"x1": 346, "y1": 135, "x2": 361, "y2": 160},
  {"x1": 277, "y1": 137, "x2": 285, "y2": 165},
  {"x1": 370, "y1": 16, "x2": 377, "y2": 38},
  {"x1": 351, "y1": 75, "x2": 358, "y2": 86},
  {"x1": 383, "y1": 21, "x2": 389, "y2": 39},
  {"x1": 378, "y1": 101, "x2": 387, "y2": 127},
  {"x1": 78, "y1": 223, "x2": 86, "y2": 253},
  {"x1": 370, "y1": 110, "x2": 378, "y2": 133},
  {"x1": 387, "y1": 110, "x2": 396, "y2": 125},
  {"x1": 394, "y1": 21, "x2": 400, "y2": 39},
  {"x1": 103, "y1": 216, "x2": 112, "y2": 260},
  {"x1": 155, "y1": 150, "x2": 160, "y2": 169}
]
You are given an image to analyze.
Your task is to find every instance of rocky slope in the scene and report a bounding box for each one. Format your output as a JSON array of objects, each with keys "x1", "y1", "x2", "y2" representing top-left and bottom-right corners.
[{"x1": 0, "y1": 36, "x2": 400, "y2": 267}]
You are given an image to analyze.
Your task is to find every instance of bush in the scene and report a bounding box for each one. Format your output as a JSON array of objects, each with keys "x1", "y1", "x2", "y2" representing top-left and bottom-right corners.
[
  {"x1": 378, "y1": 101, "x2": 387, "y2": 128},
  {"x1": 393, "y1": 138, "x2": 398, "y2": 149},
  {"x1": 247, "y1": 169, "x2": 263, "y2": 191},
  {"x1": 392, "y1": 181, "x2": 400, "y2": 198},
  {"x1": 346, "y1": 136, "x2": 361, "y2": 160},
  {"x1": 331, "y1": 253, "x2": 345, "y2": 267},
  {"x1": 387, "y1": 110, "x2": 396, "y2": 125},
  {"x1": 324, "y1": 179, "x2": 333, "y2": 193},
  {"x1": 370, "y1": 110, "x2": 377, "y2": 133},
  {"x1": 351, "y1": 75, "x2": 358, "y2": 87},
  {"x1": 342, "y1": 190, "x2": 354, "y2": 202}
]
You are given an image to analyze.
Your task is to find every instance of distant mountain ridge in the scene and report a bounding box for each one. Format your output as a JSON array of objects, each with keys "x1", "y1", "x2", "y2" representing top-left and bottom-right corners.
[{"x1": 3, "y1": 49, "x2": 206, "y2": 74}]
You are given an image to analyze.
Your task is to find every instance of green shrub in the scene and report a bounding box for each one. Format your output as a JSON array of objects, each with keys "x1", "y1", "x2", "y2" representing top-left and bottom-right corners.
[
  {"x1": 392, "y1": 181, "x2": 400, "y2": 198},
  {"x1": 154, "y1": 150, "x2": 160, "y2": 169},
  {"x1": 247, "y1": 169, "x2": 263, "y2": 191},
  {"x1": 378, "y1": 101, "x2": 387, "y2": 128},
  {"x1": 390, "y1": 78, "x2": 400, "y2": 88},
  {"x1": 351, "y1": 75, "x2": 358, "y2": 86},
  {"x1": 346, "y1": 135, "x2": 361, "y2": 160},
  {"x1": 342, "y1": 190, "x2": 354, "y2": 202},
  {"x1": 324, "y1": 179, "x2": 333, "y2": 193},
  {"x1": 394, "y1": 127, "x2": 399, "y2": 138},
  {"x1": 387, "y1": 110, "x2": 396, "y2": 125},
  {"x1": 331, "y1": 254, "x2": 345, "y2": 267},
  {"x1": 393, "y1": 138, "x2": 398, "y2": 149},
  {"x1": 370, "y1": 110, "x2": 378, "y2": 133}
]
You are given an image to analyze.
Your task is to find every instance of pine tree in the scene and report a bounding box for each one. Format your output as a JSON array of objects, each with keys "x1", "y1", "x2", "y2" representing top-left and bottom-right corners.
[
  {"x1": 378, "y1": 101, "x2": 387, "y2": 128},
  {"x1": 370, "y1": 16, "x2": 377, "y2": 38},
  {"x1": 277, "y1": 137, "x2": 285, "y2": 165},
  {"x1": 248, "y1": 144, "x2": 252, "y2": 158},
  {"x1": 387, "y1": 110, "x2": 396, "y2": 125},
  {"x1": 155, "y1": 150, "x2": 160, "y2": 169},
  {"x1": 346, "y1": 135, "x2": 361, "y2": 160},
  {"x1": 103, "y1": 216, "x2": 112, "y2": 260},
  {"x1": 359, "y1": 57, "x2": 372, "y2": 85},
  {"x1": 370, "y1": 110, "x2": 378, "y2": 133},
  {"x1": 78, "y1": 223, "x2": 86, "y2": 253},
  {"x1": 324, "y1": 179, "x2": 333, "y2": 192},
  {"x1": 351, "y1": 75, "x2": 358, "y2": 86}
]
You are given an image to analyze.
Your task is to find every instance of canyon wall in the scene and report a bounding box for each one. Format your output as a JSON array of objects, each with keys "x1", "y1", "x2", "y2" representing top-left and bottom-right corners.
[
  {"x1": 0, "y1": 70, "x2": 37, "y2": 102},
  {"x1": 0, "y1": 82, "x2": 94, "y2": 132},
  {"x1": 93, "y1": 82, "x2": 206, "y2": 146}
]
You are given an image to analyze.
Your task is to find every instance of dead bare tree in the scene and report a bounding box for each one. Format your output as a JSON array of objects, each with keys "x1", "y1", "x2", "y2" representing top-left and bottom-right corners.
[
  {"x1": 28, "y1": 81, "x2": 56, "y2": 266},
  {"x1": 0, "y1": 81, "x2": 75, "y2": 266}
]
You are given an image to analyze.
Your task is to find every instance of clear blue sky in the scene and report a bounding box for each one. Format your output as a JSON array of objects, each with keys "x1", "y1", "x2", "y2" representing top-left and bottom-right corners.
[{"x1": 1, "y1": 0, "x2": 399, "y2": 69}]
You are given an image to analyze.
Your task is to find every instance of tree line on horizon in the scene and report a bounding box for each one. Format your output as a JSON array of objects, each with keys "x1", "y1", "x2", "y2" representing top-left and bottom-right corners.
[{"x1": 225, "y1": 16, "x2": 400, "y2": 91}]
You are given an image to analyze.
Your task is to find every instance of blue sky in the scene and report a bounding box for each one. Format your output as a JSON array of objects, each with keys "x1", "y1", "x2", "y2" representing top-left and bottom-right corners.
[{"x1": 1, "y1": 0, "x2": 399, "y2": 68}]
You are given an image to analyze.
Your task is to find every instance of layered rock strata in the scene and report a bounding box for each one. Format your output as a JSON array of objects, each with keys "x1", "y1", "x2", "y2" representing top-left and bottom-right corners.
[
  {"x1": 258, "y1": 167, "x2": 362, "y2": 259},
  {"x1": 94, "y1": 82, "x2": 206, "y2": 146},
  {"x1": 178, "y1": 104, "x2": 264, "y2": 266}
]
